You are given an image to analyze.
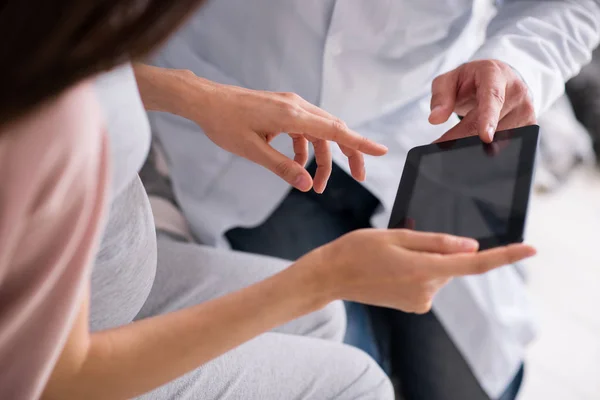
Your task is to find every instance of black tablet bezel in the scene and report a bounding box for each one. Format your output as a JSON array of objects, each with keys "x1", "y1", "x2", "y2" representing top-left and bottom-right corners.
[{"x1": 388, "y1": 125, "x2": 540, "y2": 250}]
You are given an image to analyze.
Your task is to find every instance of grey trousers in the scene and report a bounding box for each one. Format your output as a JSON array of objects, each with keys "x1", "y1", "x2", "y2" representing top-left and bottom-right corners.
[{"x1": 132, "y1": 234, "x2": 394, "y2": 400}]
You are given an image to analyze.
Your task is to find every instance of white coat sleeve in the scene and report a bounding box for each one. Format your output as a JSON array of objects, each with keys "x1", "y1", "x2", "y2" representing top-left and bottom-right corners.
[{"x1": 470, "y1": 0, "x2": 600, "y2": 116}]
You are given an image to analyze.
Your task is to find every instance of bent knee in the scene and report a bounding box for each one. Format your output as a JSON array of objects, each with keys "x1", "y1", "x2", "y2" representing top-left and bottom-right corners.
[{"x1": 338, "y1": 347, "x2": 394, "y2": 400}]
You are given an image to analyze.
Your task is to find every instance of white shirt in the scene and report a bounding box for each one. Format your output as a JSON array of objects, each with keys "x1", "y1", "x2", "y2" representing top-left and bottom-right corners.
[{"x1": 149, "y1": 0, "x2": 600, "y2": 397}]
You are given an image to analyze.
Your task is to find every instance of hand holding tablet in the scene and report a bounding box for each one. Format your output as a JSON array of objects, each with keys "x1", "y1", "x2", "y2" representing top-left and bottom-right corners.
[{"x1": 389, "y1": 125, "x2": 539, "y2": 250}]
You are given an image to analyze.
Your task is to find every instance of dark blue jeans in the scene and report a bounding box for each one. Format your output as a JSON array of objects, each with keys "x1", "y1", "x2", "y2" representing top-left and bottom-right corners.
[{"x1": 226, "y1": 161, "x2": 523, "y2": 400}]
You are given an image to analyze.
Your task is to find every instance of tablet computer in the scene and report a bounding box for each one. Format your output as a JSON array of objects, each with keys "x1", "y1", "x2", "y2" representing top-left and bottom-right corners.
[{"x1": 388, "y1": 125, "x2": 539, "y2": 250}]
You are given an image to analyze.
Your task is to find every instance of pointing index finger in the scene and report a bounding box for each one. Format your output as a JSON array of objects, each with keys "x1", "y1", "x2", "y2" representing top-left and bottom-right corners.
[
  {"x1": 289, "y1": 109, "x2": 388, "y2": 156},
  {"x1": 436, "y1": 244, "x2": 537, "y2": 277},
  {"x1": 475, "y1": 69, "x2": 507, "y2": 143}
]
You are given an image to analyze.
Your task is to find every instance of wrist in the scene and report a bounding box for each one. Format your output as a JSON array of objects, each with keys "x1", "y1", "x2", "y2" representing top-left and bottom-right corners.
[{"x1": 285, "y1": 246, "x2": 340, "y2": 310}]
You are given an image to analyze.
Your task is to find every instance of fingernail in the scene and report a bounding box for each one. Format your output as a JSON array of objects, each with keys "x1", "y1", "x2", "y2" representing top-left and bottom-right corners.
[
  {"x1": 293, "y1": 175, "x2": 312, "y2": 192},
  {"x1": 524, "y1": 246, "x2": 537, "y2": 257},
  {"x1": 317, "y1": 179, "x2": 328, "y2": 194},
  {"x1": 459, "y1": 238, "x2": 479, "y2": 251},
  {"x1": 486, "y1": 125, "x2": 495, "y2": 142},
  {"x1": 431, "y1": 105, "x2": 444, "y2": 114},
  {"x1": 377, "y1": 144, "x2": 389, "y2": 153}
]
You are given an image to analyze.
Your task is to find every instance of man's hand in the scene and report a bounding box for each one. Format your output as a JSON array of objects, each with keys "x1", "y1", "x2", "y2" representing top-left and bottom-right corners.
[
  {"x1": 429, "y1": 60, "x2": 537, "y2": 143},
  {"x1": 134, "y1": 64, "x2": 388, "y2": 194}
]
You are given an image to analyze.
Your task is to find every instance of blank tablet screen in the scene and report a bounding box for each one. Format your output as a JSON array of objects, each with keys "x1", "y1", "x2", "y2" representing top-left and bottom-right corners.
[
  {"x1": 389, "y1": 125, "x2": 539, "y2": 249},
  {"x1": 407, "y1": 138, "x2": 521, "y2": 238}
]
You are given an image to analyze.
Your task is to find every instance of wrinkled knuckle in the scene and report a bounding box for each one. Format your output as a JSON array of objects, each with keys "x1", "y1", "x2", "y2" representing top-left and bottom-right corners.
[
  {"x1": 178, "y1": 69, "x2": 196, "y2": 79},
  {"x1": 330, "y1": 119, "x2": 347, "y2": 135},
  {"x1": 479, "y1": 59, "x2": 497, "y2": 71},
  {"x1": 483, "y1": 59, "x2": 505, "y2": 73},
  {"x1": 512, "y1": 80, "x2": 528, "y2": 100},
  {"x1": 489, "y1": 87, "x2": 506, "y2": 105},
  {"x1": 280, "y1": 102, "x2": 302, "y2": 119},
  {"x1": 464, "y1": 118, "x2": 479, "y2": 134},
  {"x1": 337, "y1": 118, "x2": 349, "y2": 129},
  {"x1": 280, "y1": 91, "x2": 300, "y2": 100}
]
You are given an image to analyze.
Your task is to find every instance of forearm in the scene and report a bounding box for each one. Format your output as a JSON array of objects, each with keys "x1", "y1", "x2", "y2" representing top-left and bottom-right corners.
[
  {"x1": 133, "y1": 63, "x2": 215, "y2": 119},
  {"x1": 43, "y1": 261, "x2": 331, "y2": 400},
  {"x1": 471, "y1": 0, "x2": 600, "y2": 115}
]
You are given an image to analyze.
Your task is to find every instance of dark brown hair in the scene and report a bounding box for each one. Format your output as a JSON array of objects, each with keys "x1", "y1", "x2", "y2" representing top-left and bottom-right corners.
[{"x1": 0, "y1": 0, "x2": 206, "y2": 125}]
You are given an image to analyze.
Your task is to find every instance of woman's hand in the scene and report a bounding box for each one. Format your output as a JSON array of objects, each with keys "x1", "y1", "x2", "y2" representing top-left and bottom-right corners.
[
  {"x1": 134, "y1": 64, "x2": 388, "y2": 193},
  {"x1": 43, "y1": 230, "x2": 535, "y2": 400},
  {"x1": 297, "y1": 229, "x2": 536, "y2": 314}
]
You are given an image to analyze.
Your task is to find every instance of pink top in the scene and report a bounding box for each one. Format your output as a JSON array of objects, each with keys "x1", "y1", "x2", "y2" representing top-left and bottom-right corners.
[{"x1": 0, "y1": 83, "x2": 110, "y2": 399}]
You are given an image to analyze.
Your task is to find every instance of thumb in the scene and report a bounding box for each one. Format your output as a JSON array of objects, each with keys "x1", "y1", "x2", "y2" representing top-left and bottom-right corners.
[
  {"x1": 244, "y1": 137, "x2": 313, "y2": 192},
  {"x1": 432, "y1": 110, "x2": 478, "y2": 143},
  {"x1": 429, "y1": 70, "x2": 459, "y2": 125}
]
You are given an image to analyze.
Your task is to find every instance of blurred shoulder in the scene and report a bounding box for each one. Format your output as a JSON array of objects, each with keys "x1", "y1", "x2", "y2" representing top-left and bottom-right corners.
[{"x1": 0, "y1": 81, "x2": 108, "y2": 215}]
